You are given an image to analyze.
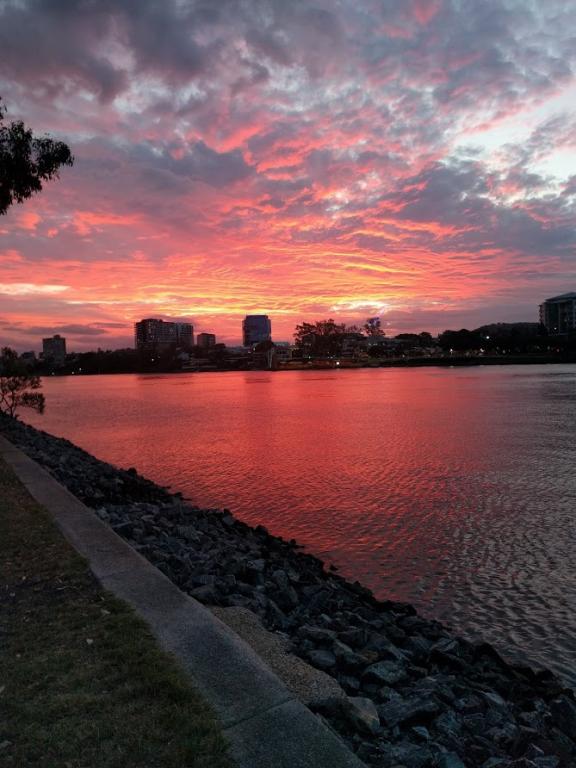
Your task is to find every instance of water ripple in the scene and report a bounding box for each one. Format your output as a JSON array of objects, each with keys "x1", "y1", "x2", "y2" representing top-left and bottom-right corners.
[{"x1": 25, "y1": 365, "x2": 576, "y2": 687}]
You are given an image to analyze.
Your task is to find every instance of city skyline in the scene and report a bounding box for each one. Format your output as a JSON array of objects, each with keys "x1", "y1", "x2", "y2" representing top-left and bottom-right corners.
[{"x1": 1, "y1": 1, "x2": 575, "y2": 351}]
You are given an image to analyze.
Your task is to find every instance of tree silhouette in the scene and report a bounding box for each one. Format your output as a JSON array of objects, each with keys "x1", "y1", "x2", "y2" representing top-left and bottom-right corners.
[
  {"x1": 0, "y1": 98, "x2": 73, "y2": 215},
  {"x1": 364, "y1": 316, "x2": 385, "y2": 337},
  {"x1": 0, "y1": 348, "x2": 45, "y2": 419},
  {"x1": 294, "y1": 319, "x2": 348, "y2": 357}
]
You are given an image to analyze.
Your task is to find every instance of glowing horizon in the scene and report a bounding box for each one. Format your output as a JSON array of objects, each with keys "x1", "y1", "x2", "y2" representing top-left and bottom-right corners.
[{"x1": 1, "y1": 0, "x2": 575, "y2": 351}]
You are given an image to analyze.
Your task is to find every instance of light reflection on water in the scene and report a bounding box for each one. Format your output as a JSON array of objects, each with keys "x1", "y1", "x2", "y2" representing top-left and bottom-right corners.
[{"x1": 25, "y1": 366, "x2": 576, "y2": 685}]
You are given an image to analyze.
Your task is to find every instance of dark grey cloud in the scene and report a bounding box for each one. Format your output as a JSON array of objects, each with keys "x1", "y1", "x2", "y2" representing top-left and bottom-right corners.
[
  {"x1": 380, "y1": 156, "x2": 576, "y2": 259},
  {"x1": 27, "y1": 324, "x2": 109, "y2": 336}
]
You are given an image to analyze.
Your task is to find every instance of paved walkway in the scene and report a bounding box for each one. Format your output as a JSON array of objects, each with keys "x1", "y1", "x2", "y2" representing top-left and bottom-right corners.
[{"x1": 0, "y1": 435, "x2": 365, "y2": 768}]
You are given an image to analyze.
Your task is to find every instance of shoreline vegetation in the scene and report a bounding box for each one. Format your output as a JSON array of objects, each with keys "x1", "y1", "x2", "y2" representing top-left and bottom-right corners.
[
  {"x1": 22, "y1": 354, "x2": 576, "y2": 378},
  {"x1": 2, "y1": 414, "x2": 576, "y2": 767},
  {"x1": 11, "y1": 319, "x2": 576, "y2": 377},
  {"x1": 0, "y1": 451, "x2": 230, "y2": 768}
]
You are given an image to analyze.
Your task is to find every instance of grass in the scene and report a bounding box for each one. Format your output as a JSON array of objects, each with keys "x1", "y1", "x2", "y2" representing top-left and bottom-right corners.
[{"x1": 0, "y1": 456, "x2": 231, "y2": 768}]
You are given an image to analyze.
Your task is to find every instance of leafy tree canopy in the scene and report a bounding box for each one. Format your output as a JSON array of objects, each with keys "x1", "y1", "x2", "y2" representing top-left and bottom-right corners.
[
  {"x1": 294, "y1": 319, "x2": 356, "y2": 357},
  {"x1": 0, "y1": 98, "x2": 73, "y2": 215}
]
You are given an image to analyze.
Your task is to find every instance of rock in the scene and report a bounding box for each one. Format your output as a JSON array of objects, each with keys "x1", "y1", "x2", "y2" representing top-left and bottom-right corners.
[
  {"x1": 377, "y1": 696, "x2": 440, "y2": 728},
  {"x1": 113, "y1": 521, "x2": 133, "y2": 537},
  {"x1": 190, "y1": 584, "x2": 219, "y2": 603},
  {"x1": 436, "y1": 753, "x2": 467, "y2": 768},
  {"x1": 307, "y1": 649, "x2": 337, "y2": 670},
  {"x1": 332, "y1": 640, "x2": 366, "y2": 669},
  {"x1": 463, "y1": 713, "x2": 487, "y2": 735},
  {"x1": 363, "y1": 660, "x2": 407, "y2": 686},
  {"x1": 339, "y1": 674, "x2": 361, "y2": 693},
  {"x1": 481, "y1": 690, "x2": 509, "y2": 712},
  {"x1": 533, "y1": 758, "x2": 559, "y2": 768},
  {"x1": 338, "y1": 627, "x2": 368, "y2": 648},
  {"x1": 341, "y1": 696, "x2": 380, "y2": 735},
  {"x1": 549, "y1": 696, "x2": 576, "y2": 737},
  {"x1": 403, "y1": 635, "x2": 433, "y2": 660},
  {"x1": 434, "y1": 710, "x2": 462, "y2": 739},
  {"x1": 272, "y1": 569, "x2": 289, "y2": 590},
  {"x1": 455, "y1": 694, "x2": 483, "y2": 714},
  {"x1": 364, "y1": 634, "x2": 405, "y2": 661},
  {"x1": 376, "y1": 741, "x2": 434, "y2": 768},
  {"x1": 488, "y1": 722, "x2": 521, "y2": 747}
]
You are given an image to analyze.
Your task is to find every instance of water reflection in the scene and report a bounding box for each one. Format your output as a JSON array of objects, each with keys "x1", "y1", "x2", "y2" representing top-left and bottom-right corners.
[{"x1": 24, "y1": 365, "x2": 576, "y2": 685}]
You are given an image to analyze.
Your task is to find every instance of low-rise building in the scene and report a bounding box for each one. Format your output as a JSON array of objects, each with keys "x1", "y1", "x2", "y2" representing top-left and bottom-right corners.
[
  {"x1": 20, "y1": 351, "x2": 37, "y2": 367},
  {"x1": 197, "y1": 332, "x2": 216, "y2": 348},
  {"x1": 341, "y1": 332, "x2": 367, "y2": 357}
]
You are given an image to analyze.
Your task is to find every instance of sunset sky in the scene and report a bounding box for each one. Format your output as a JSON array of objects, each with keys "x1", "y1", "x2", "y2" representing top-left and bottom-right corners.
[{"x1": 1, "y1": 0, "x2": 575, "y2": 351}]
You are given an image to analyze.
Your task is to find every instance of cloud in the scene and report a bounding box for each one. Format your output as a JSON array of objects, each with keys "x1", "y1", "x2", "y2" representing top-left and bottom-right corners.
[
  {"x1": 0, "y1": 283, "x2": 70, "y2": 296},
  {"x1": 0, "y1": 0, "x2": 575, "y2": 349},
  {"x1": 26, "y1": 323, "x2": 110, "y2": 336}
]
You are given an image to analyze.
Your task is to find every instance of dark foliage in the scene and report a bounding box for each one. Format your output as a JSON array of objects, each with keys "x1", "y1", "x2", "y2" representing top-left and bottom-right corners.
[
  {"x1": 294, "y1": 319, "x2": 349, "y2": 357},
  {"x1": 0, "y1": 347, "x2": 45, "y2": 418},
  {"x1": 0, "y1": 98, "x2": 73, "y2": 215}
]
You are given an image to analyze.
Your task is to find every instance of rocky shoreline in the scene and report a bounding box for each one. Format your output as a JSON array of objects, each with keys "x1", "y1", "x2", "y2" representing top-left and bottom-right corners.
[{"x1": 2, "y1": 414, "x2": 575, "y2": 768}]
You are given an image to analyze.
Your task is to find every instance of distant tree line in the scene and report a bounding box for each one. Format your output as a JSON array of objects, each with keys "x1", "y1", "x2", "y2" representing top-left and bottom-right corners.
[
  {"x1": 291, "y1": 318, "x2": 576, "y2": 359},
  {"x1": 437, "y1": 323, "x2": 554, "y2": 354}
]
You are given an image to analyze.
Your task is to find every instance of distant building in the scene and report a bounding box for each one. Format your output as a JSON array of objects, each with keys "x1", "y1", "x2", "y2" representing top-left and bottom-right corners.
[
  {"x1": 242, "y1": 315, "x2": 271, "y2": 346},
  {"x1": 20, "y1": 351, "x2": 37, "y2": 366},
  {"x1": 341, "y1": 332, "x2": 367, "y2": 357},
  {"x1": 175, "y1": 322, "x2": 194, "y2": 350},
  {"x1": 540, "y1": 293, "x2": 576, "y2": 335},
  {"x1": 135, "y1": 319, "x2": 194, "y2": 351},
  {"x1": 273, "y1": 343, "x2": 292, "y2": 362},
  {"x1": 197, "y1": 333, "x2": 216, "y2": 348},
  {"x1": 42, "y1": 334, "x2": 66, "y2": 367}
]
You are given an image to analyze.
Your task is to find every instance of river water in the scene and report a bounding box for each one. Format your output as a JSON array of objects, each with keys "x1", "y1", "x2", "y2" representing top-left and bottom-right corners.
[{"x1": 23, "y1": 366, "x2": 576, "y2": 685}]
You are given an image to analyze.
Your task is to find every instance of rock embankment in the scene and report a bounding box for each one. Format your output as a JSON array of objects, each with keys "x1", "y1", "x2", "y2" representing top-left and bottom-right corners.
[{"x1": 2, "y1": 415, "x2": 575, "y2": 768}]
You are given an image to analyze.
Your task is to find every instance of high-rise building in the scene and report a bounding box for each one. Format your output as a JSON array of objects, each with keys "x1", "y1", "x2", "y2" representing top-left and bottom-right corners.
[
  {"x1": 242, "y1": 315, "x2": 271, "y2": 346},
  {"x1": 42, "y1": 334, "x2": 66, "y2": 366},
  {"x1": 539, "y1": 293, "x2": 576, "y2": 335},
  {"x1": 135, "y1": 319, "x2": 194, "y2": 350},
  {"x1": 197, "y1": 333, "x2": 216, "y2": 348}
]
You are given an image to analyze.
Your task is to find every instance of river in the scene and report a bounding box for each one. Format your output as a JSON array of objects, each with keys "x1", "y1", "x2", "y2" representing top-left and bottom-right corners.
[{"x1": 23, "y1": 365, "x2": 576, "y2": 685}]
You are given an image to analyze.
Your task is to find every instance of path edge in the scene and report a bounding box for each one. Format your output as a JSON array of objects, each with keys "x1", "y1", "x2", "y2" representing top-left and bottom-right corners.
[{"x1": 0, "y1": 434, "x2": 365, "y2": 768}]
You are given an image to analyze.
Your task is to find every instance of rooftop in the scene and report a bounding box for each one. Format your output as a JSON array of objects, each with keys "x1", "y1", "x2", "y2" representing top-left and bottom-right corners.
[{"x1": 543, "y1": 292, "x2": 576, "y2": 302}]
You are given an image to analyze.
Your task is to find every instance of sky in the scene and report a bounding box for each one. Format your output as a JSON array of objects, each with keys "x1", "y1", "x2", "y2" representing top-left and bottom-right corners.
[{"x1": 0, "y1": 0, "x2": 575, "y2": 351}]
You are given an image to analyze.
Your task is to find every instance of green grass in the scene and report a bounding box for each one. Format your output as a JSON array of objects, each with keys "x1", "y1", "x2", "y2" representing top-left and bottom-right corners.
[{"x1": 0, "y1": 457, "x2": 231, "y2": 768}]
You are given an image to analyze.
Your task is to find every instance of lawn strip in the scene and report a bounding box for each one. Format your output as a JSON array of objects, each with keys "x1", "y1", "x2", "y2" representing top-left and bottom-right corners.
[{"x1": 0, "y1": 456, "x2": 231, "y2": 768}]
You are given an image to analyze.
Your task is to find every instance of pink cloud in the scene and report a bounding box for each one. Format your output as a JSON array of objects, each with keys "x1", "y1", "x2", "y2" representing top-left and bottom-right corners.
[{"x1": 0, "y1": 0, "x2": 574, "y2": 352}]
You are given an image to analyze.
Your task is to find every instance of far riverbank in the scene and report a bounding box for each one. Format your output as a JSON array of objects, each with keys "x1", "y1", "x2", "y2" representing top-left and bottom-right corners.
[{"x1": 38, "y1": 352, "x2": 576, "y2": 377}]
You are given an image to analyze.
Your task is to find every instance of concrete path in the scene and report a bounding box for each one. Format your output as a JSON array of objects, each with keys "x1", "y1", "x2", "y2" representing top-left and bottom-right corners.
[{"x1": 0, "y1": 436, "x2": 365, "y2": 768}]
